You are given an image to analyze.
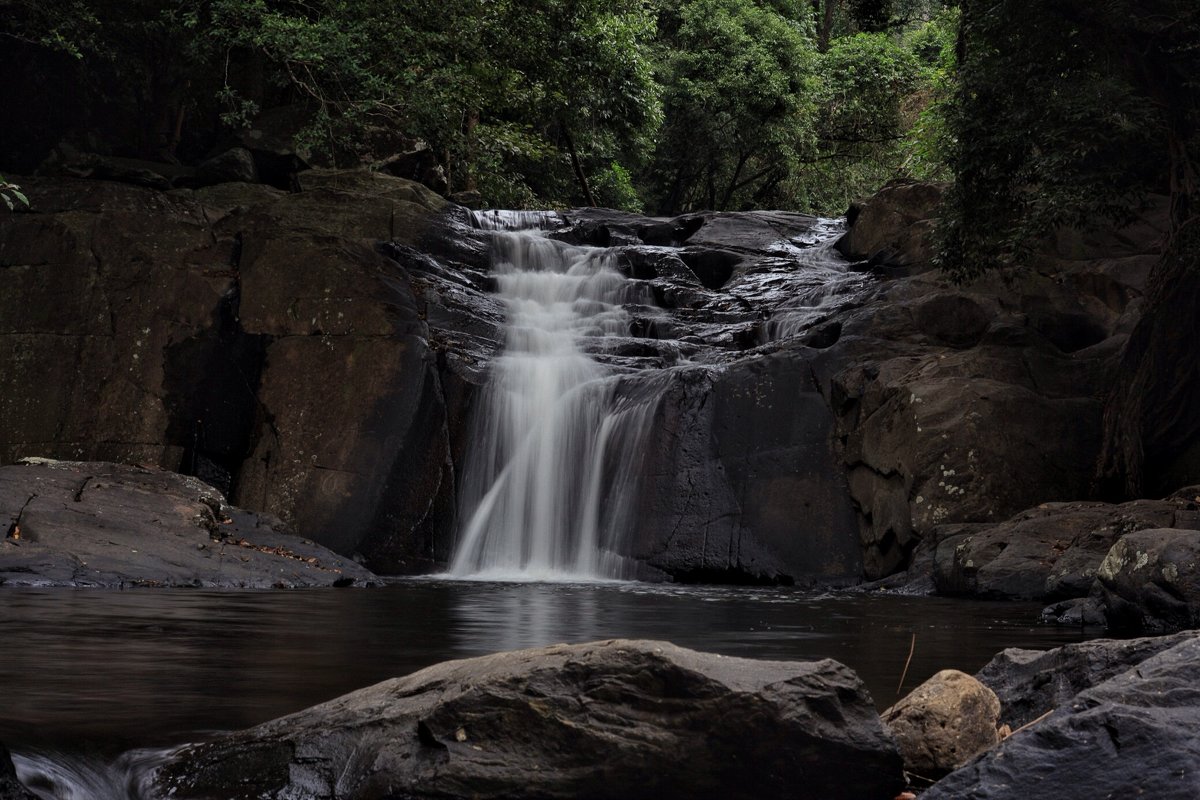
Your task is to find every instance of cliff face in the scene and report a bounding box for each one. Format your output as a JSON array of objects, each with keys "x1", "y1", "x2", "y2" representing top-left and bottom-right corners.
[
  {"x1": 0, "y1": 172, "x2": 456, "y2": 573},
  {"x1": 0, "y1": 172, "x2": 1179, "y2": 584}
]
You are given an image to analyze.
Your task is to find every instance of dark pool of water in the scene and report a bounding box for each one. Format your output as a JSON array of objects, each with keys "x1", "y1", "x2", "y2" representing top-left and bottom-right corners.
[{"x1": 0, "y1": 580, "x2": 1098, "y2": 757}]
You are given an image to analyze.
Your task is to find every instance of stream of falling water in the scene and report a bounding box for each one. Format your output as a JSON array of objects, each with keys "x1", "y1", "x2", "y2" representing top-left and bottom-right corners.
[{"x1": 448, "y1": 213, "x2": 660, "y2": 581}]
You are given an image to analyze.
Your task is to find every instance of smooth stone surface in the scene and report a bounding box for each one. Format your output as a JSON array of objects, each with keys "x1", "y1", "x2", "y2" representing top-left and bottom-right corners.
[
  {"x1": 975, "y1": 631, "x2": 1199, "y2": 729},
  {"x1": 0, "y1": 460, "x2": 375, "y2": 588},
  {"x1": 837, "y1": 179, "x2": 945, "y2": 270},
  {"x1": 926, "y1": 634, "x2": 1200, "y2": 800},
  {"x1": 155, "y1": 639, "x2": 905, "y2": 800},
  {"x1": 882, "y1": 669, "x2": 1000, "y2": 778}
]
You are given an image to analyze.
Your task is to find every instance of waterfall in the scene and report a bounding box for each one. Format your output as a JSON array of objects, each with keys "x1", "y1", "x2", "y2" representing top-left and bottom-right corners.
[
  {"x1": 762, "y1": 217, "x2": 865, "y2": 341},
  {"x1": 448, "y1": 215, "x2": 659, "y2": 581}
]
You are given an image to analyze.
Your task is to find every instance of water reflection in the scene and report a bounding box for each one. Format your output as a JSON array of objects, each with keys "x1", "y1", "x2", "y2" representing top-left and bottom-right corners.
[
  {"x1": 450, "y1": 583, "x2": 603, "y2": 653},
  {"x1": 0, "y1": 582, "x2": 1094, "y2": 755}
]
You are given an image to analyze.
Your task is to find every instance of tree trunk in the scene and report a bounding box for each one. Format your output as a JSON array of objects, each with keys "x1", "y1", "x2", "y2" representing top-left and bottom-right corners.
[
  {"x1": 463, "y1": 109, "x2": 480, "y2": 192},
  {"x1": 561, "y1": 122, "x2": 597, "y2": 207},
  {"x1": 818, "y1": 0, "x2": 838, "y2": 52}
]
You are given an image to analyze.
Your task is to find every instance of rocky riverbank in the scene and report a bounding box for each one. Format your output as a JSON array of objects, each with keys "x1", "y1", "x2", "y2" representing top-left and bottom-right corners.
[
  {"x1": 2, "y1": 166, "x2": 1196, "y2": 597},
  {"x1": 0, "y1": 459, "x2": 375, "y2": 588},
  {"x1": 0, "y1": 632, "x2": 1160, "y2": 799}
]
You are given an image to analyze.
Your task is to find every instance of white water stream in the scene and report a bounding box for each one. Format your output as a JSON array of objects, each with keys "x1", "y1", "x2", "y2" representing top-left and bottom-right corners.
[{"x1": 448, "y1": 214, "x2": 659, "y2": 581}]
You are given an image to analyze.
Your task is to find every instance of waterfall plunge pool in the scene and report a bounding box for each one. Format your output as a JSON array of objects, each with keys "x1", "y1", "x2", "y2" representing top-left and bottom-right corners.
[{"x1": 2, "y1": 581, "x2": 1095, "y2": 776}]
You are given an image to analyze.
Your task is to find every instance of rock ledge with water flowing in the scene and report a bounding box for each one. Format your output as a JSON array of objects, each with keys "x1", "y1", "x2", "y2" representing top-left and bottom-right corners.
[
  {"x1": 0, "y1": 459, "x2": 376, "y2": 588},
  {"x1": 154, "y1": 639, "x2": 904, "y2": 800}
]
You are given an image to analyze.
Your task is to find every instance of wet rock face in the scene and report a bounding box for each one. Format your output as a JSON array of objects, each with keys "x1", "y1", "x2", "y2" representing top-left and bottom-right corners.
[
  {"x1": 155, "y1": 639, "x2": 905, "y2": 800},
  {"x1": 634, "y1": 352, "x2": 862, "y2": 584},
  {"x1": 926, "y1": 634, "x2": 1200, "y2": 800},
  {"x1": 0, "y1": 460, "x2": 375, "y2": 588},
  {"x1": 0, "y1": 172, "x2": 870, "y2": 582},
  {"x1": 883, "y1": 669, "x2": 1001, "y2": 779},
  {"x1": 0, "y1": 172, "x2": 1171, "y2": 584}
]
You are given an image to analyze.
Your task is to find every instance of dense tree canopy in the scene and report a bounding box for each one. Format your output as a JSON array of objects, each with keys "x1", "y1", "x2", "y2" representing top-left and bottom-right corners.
[
  {"x1": 938, "y1": 0, "x2": 1199, "y2": 277},
  {"x1": 0, "y1": 0, "x2": 954, "y2": 213},
  {"x1": 934, "y1": 0, "x2": 1199, "y2": 499},
  {"x1": 647, "y1": 0, "x2": 815, "y2": 213}
]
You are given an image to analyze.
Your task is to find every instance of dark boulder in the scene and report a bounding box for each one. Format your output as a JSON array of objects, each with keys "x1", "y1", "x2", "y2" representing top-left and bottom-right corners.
[
  {"x1": 38, "y1": 144, "x2": 196, "y2": 190},
  {"x1": 926, "y1": 634, "x2": 1200, "y2": 800},
  {"x1": 196, "y1": 147, "x2": 258, "y2": 186},
  {"x1": 0, "y1": 743, "x2": 34, "y2": 800},
  {"x1": 0, "y1": 459, "x2": 375, "y2": 588},
  {"x1": 930, "y1": 496, "x2": 1196, "y2": 601},
  {"x1": 836, "y1": 179, "x2": 945, "y2": 271},
  {"x1": 154, "y1": 639, "x2": 904, "y2": 800},
  {"x1": 1095, "y1": 526, "x2": 1200, "y2": 633},
  {"x1": 237, "y1": 105, "x2": 314, "y2": 188},
  {"x1": 975, "y1": 632, "x2": 1199, "y2": 729},
  {"x1": 379, "y1": 142, "x2": 448, "y2": 195},
  {"x1": 910, "y1": 292, "x2": 990, "y2": 348}
]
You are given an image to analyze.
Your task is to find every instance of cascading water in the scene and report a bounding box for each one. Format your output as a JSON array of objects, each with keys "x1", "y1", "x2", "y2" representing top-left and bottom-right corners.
[
  {"x1": 762, "y1": 217, "x2": 867, "y2": 341},
  {"x1": 448, "y1": 213, "x2": 659, "y2": 581}
]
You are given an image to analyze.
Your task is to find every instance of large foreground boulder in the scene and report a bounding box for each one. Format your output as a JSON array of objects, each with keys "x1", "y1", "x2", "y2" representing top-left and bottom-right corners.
[
  {"x1": 0, "y1": 459, "x2": 375, "y2": 587},
  {"x1": 154, "y1": 640, "x2": 904, "y2": 800},
  {"x1": 925, "y1": 634, "x2": 1200, "y2": 799}
]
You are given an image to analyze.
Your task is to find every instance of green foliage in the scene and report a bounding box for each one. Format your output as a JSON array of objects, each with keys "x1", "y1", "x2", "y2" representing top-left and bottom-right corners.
[
  {"x1": 591, "y1": 162, "x2": 643, "y2": 212},
  {"x1": 938, "y1": 0, "x2": 1199, "y2": 279},
  {"x1": 793, "y1": 30, "x2": 925, "y2": 211},
  {"x1": 470, "y1": 122, "x2": 561, "y2": 210},
  {"x1": 898, "y1": 8, "x2": 958, "y2": 180},
  {"x1": 0, "y1": 176, "x2": 29, "y2": 211},
  {"x1": 647, "y1": 0, "x2": 816, "y2": 212},
  {"x1": 4, "y1": 0, "x2": 969, "y2": 213},
  {"x1": 0, "y1": 0, "x2": 102, "y2": 58}
]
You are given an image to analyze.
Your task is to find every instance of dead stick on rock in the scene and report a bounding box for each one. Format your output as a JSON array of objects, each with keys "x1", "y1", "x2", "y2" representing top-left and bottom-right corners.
[
  {"x1": 1008, "y1": 709, "x2": 1055, "y2": 737},
  {"x1": 897, "y1": 633, "x2": 916, "y2": 696}
]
